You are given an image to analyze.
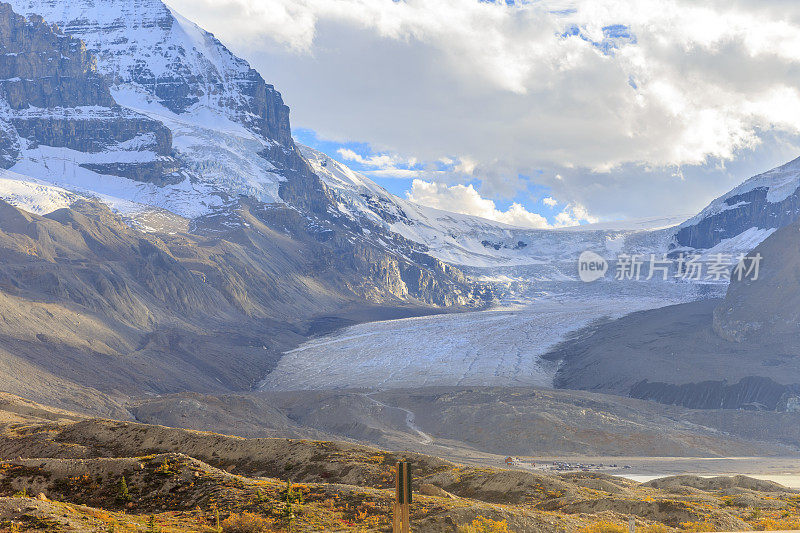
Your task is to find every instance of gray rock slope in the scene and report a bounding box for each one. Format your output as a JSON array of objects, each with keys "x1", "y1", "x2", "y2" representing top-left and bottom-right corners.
[
  {"x1": 548, "y1": 216, "x2": 800, "y2": 411},
  {"x1": 0, "y1": 2, "x2": 494, "y2": 415},
  {"x1": 0, "y1": 2, "x2": 180, "y2": 183},
  {"x1": 0, "y1": 193, "x2": 485, "y2": 414},
  {"x1": 673, "y1": 156, "x2": 800, "y2": 252},
  {"x1": 713, "y1": 216, "x2": 800, "y2": 342}
]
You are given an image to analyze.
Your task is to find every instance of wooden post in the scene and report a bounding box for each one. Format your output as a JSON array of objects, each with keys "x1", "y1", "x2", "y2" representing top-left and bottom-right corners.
[
  {"x1": 402, "y1": 461, "x2": 411, "y2": 533},
  {"x1": 628, "y1": 516, "x2": 635, "y2": 533},
  {"x1": 393, "y1": 461, "x2": 412, "y2": 533},
  {"x1": 393, "y1": 463, "x2": 401, "y2": 533}
]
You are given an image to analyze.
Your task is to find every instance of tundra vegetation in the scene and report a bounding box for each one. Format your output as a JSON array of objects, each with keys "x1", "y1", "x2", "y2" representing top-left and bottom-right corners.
[{"x1": 0, "y1": 395, "x2": 798, "y2": 532}]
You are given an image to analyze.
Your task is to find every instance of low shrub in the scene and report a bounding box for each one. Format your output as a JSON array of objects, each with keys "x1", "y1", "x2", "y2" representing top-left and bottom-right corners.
[
  {"x1": 582, "y1": 521, "x2": 627, "y2": 533},
  {"x1": 458, "y1": 516, "x2": 514, "y2": 532},
  {"x1": 221, "y1": 512, "x2": 277, "y2": 533},
  {"x1": 680, "y1": 522, "x2": 714, "y2": 532}
]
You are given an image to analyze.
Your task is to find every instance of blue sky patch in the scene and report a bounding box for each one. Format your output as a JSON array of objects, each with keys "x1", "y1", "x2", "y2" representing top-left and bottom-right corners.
[
  {"x1": 295, "y1": 128, "x2": 426, "y2": 197},
  {"x1": 294, "y1": 128, "x2": 566, "y2": 224},
  {"x1": 560, "y1": 23, "x2": 636, "y2": 56}
]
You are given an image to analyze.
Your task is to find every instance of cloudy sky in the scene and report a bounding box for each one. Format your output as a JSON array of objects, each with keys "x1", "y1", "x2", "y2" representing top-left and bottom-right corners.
[{"x1": 167, "y1": 0, "x2": 800, "y2": 228}]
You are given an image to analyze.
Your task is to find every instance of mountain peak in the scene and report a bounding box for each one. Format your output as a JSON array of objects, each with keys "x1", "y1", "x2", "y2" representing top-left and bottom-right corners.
[
  {"x1": 7, "y1": 0, "x2": 292, "y2": 145},
  {"x1": 674, "y1": 156, "x2": 800, "y2": 252}
]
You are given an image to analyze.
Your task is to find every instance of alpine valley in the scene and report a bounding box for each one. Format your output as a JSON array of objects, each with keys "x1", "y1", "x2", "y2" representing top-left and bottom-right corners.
[{"x1": 2, "y1": 1, "x2": 800, "y2": 531}]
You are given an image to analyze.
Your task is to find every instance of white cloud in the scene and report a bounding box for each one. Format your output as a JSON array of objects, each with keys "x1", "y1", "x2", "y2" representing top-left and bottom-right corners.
[
  {"x1": 165, "y1": 0, "x2": 800, "y2": 219},
  {"x1": 336, "y1": 148, "x2": 400, "y2": 168},
  {"x1": 554, "y1": 203, "x2": 599, "y2": 227},
  {"x1": 336, "y1": 147, "x2": 430, "y2": 179},
  {"x1": 405, "y1": 179, "x2": 595, "y2": 228},
  {"x1": 542, "y1": 196, "x2": 558, "y2": 207},
  {"x1": 363, "y1": 168, "x2": 429, "y2": 179}
]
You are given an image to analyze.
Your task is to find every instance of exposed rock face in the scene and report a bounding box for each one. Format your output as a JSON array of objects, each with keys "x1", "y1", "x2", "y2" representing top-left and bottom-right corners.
[
  {"x1": 0, "y1": 117, "x2": 19, "y2": 167},
  {"x1": 630, "y1": 376, "x2": 798, "y2": 411},
  {"x1": 0, "y1": 4, "x2": 112, "y2": 109},
  {"x1": 10, "y1": 107, "x2": 171, "y2": 152},
  {"x1": 8, "y1": 0, "x2": 292, "y2": 145},
  {"x1": 0, "y1": 2, "x2": 181, "y2": 183},
  {"x1": 713, "y1": 216, "x2": 800, "y2": 342},
  {"x1": 675, "y1": 185, "x2": 800, "y2": 250},
  {"x1": 673, "y1": 156, "x2": 800, "y2": 251},
  {"x1": 81, "y1": 157, "x2": 182, "y2": 186},
  {"x1": 241, "y1": 199, "x2": 491, "y2": 309}
]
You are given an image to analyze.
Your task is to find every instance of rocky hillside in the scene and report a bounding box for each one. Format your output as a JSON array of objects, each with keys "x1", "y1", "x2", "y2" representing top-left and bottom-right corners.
[
  {"x1": 713, "y1": 215, "x2": 800, "y2": 342},
  {"x1": 145, "y1": 386, "x2": 800, "y2": 457},
  {"x1": 0, "y1": 1, "x2": 498, "y2": 413},
  {"x1": 546, "y1": 215, "x2": 800, "y2": 411},
  {"x1": 544, "y1": 296, "x2": 800, "y2": 409},
  {"x1": 0, "y1": 392, "x2": 796, "y2": 532},
  {"x1": 0, "y1": 189, "x2": 490, "y2": 414}
]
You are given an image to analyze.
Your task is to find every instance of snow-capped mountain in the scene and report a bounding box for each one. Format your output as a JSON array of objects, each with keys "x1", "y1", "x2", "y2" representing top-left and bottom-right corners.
[
  {"x1": 303, "y1": 145, "x2": 684, "y2": 267},
  {"x1": 309, "y1": 141, "x2": 800, "y2": 268},
  {"x1": 0, "y1": 0, "x2": 189, "y2": 203},
  {"x1": 0, "y1": 0, "x2": 797, "y2": 278},
  {"x1": 0, "y1": 0, "x2": 496, "y2": 311},
  {"x1": 0, "y1": 0, "x2": 507, "y2": 413},
  {"x1": 3, "y1": 0, "x2": 296, "y2": 219},
  {"x1": 1, "y1": 0, "x2": 799, "y2": 417},
  {"x1": 672, "y1": 156, "x2": 800, "y2": 255},
  {"x1": 0, "y1": 0, "x2": 704, "y2": 274}
]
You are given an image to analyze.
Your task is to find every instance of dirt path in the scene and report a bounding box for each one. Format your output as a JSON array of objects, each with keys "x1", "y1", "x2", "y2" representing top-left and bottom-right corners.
[{"x1": 362, "y1": 393, "x2": 433, "y2": 445}]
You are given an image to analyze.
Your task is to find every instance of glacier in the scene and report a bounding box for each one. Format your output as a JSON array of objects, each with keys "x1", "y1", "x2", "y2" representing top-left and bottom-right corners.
[
  {"x1": 260, "y1": 277, "x2": 716, "y2": 391},
  {"x1": 3, "y1": 0, "x2": 800, "y2": 394}
]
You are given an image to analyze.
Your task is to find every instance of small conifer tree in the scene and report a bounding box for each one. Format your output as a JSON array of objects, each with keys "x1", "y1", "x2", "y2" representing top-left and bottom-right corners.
[{"x1": 117, "y1": 475, "x2": 131, "y2": 502}]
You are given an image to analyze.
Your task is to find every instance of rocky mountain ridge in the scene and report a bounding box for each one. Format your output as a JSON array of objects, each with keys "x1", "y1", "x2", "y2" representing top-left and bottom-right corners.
[
  {"x1": 306, "y1": 144, "x2": 800, "y2": 271},
  {"x1": 0, "y1": 0, "x2": 497, "y2": 417},
  {"x1": 4, "y1": 0, "x2": 306, "y2": 210},
  {"x1": 673, "y1": 156, "x2": 800, "y2": 253},
  {"x1": 2, "y1": 0, "x2": 799, "y2": 276},
  {"x1": 0, "y1": 0, "x2": 487, "y2": 309},
  {"x1": 0, "y1": 2, "x2": 180, "y2": 186}
]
